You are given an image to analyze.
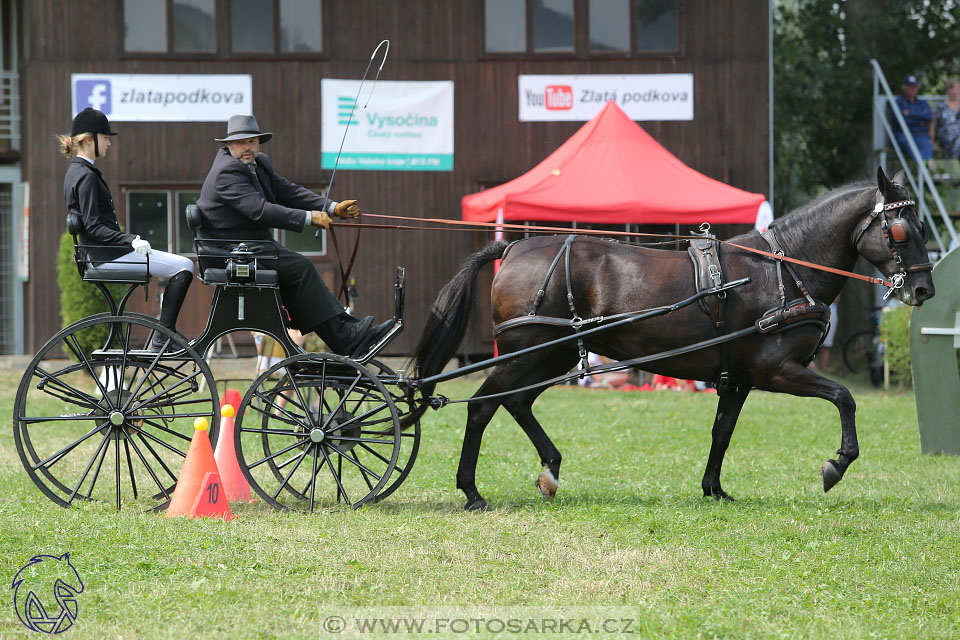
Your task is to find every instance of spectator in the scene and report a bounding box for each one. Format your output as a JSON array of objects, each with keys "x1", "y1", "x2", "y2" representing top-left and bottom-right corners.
[
  {"x1": 935, "y1": 78, "x2": 960, "y2": 160},
  {"x1": 890, "y1": 75, "x2": 934, "y2": 163}
]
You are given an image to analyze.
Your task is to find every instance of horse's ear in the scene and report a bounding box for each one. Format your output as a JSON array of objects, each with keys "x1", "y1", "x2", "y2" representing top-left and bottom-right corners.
[
  {"x1": 891, "y1": 169, "x2": 907, "y2": 186},
  {"x1": 877, "y1": 166, "x2": 891, "y2": 196}
]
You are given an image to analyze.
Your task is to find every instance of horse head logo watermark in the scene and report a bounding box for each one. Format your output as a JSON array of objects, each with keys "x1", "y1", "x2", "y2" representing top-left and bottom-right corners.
[{"x1": 11, "y1": 553, "x2": 84, "y2": 634}]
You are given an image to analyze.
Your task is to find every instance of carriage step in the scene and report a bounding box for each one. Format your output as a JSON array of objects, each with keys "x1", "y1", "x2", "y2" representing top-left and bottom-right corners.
[{"x1": 91, "y1": 348, "x2": 188, "y2": 358}]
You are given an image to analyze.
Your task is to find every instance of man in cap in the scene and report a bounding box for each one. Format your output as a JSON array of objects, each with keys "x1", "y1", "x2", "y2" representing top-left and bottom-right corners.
[
  {"x1": 891, "y1": 74, "x2": 934, "y2": 162},
  {"x1": 196, "y1": 114, "x2": 392, "y2": 356}
]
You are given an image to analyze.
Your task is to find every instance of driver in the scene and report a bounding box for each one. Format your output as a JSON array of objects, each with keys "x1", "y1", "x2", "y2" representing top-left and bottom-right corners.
[{"x1": 195, "y1": 114, "x2": 392, "y2": 356}]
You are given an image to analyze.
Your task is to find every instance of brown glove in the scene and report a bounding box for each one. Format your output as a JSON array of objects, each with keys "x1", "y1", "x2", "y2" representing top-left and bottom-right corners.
[
  {"x1": 334, "y1": 199, "x2": 361, "y2": 219},
  {"x1": 310, "y1": 210, "x2": 331, "y2": 229}
]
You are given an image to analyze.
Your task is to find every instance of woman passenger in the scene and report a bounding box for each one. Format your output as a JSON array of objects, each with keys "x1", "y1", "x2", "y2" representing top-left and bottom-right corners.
[{"x1": 60, "y1": 108, "x2": 194, "y2": 349}]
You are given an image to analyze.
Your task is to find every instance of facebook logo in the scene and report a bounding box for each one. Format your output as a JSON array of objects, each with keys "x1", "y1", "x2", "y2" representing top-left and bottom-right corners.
[{"x1": 75, "y1": 79, "x2": 111, "y2": 114}]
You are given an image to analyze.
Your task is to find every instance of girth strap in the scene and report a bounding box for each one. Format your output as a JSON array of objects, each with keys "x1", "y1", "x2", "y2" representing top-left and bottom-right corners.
[
  {"x1": 761, "y1": 229, "x2": 816, "y2": 307},
  {"x1": 526, "y1": 235, "x2": 588, "y2": 371}
]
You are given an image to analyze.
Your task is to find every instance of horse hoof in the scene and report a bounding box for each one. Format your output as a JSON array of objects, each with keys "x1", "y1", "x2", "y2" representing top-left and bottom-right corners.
[
  {"x1": 536, "y1": 469, "x2": 558, "y2": 500},
  {"x1": 821, "y1": 459, "x2": 843, "y2": 492},
  {"x1": 464, "y1": 498, "x2": 489, "y2": 512},
  {"x1": 707, "y1": 489, "x2": 735, "y2": 502}
]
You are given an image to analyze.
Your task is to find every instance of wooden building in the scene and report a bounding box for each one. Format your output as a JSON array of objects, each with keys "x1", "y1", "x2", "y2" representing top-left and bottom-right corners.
[{"x1": 0, "y1": 0, "x2": 771, "y2": 358}]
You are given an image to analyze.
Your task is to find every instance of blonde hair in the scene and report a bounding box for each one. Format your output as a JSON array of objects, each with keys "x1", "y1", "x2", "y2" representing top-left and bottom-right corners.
[
  {"x1": 57, "y1": 132, "x2": 93, "y2": 158},
  {"x1": 946, "y1": 78, "x2": 960, "y2": 90}
]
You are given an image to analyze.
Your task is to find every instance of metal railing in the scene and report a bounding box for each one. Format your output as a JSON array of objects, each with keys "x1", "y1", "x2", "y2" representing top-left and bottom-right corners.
[
  {"x1": 0, "y1": 71, "x2": 19, "y2": 152},
  {"x1": 871, "y1": 58, "x2": 957, "y2": 254}
]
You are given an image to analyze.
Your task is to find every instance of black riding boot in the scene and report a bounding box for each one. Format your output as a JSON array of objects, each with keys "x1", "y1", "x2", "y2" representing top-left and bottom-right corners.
[{"x1": 159, "y1": 271, "x2": 193, "y2": 332}]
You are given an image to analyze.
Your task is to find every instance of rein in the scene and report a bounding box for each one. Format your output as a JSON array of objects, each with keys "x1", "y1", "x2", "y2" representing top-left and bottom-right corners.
[{"x1": 339, "y1": 212, "x2": 900, "y2": 288}]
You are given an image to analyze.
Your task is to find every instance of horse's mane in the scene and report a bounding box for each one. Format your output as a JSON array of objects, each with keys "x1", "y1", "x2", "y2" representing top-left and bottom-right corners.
[{"x1": 768, "y1": 180, "x2": 876, "y2": 259}]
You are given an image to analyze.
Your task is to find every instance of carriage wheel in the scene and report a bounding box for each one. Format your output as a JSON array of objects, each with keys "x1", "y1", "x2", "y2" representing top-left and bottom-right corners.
[
  {"x1": 13, "y1": 315, "x2": 219, "y2": 511},
  {"x1": 236, "y1": 353, "x2": 401, "y2": 511},
  {"x1": 364, "y1": 359, "x2": 420, "y2": 503}
]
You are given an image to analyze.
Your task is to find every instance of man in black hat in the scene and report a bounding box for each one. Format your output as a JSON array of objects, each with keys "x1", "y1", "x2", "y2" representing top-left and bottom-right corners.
[{"x1": 196, "y1": 114, "x2": 392, "y2": 356}]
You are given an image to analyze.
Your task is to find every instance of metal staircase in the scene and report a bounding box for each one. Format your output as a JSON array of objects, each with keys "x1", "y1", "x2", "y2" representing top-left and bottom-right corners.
[{"x1": 871, "y1": 58, "x2": 958, "y2": 256}]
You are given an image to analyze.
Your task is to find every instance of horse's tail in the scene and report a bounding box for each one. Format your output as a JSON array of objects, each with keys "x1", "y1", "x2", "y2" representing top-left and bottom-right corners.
[{"x1": 410, "y1": 240, "x2": 509, "y2": 382}]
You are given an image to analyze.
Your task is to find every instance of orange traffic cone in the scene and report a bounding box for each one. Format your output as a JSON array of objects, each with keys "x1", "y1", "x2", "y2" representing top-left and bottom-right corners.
[
  {"x1": 223, "y1": 389, "x2": 243, "y2": 415},
  {"x1": 165, "y1": 417, "x2": 235, "y2": 520},
  {"x1": 213, "y1": 404, "x2": 254, "y2": 502}
]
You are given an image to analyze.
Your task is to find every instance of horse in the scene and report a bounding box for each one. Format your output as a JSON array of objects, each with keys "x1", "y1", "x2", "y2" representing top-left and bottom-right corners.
[{"x1": 409, "y1": 168, "x2": 935, "y2": 511}]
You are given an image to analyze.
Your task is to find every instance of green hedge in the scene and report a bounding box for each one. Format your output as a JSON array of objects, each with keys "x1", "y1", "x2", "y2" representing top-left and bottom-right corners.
[
  {"x1": 880, "y1": 305, "x2": 913, "y2": 386},
  {"x1": 56, "y1": 231, "x2": 125, "y2": 356}
]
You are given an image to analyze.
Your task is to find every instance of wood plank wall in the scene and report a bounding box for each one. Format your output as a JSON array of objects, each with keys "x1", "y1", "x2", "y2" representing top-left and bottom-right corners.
[{"x1": 17, "y1": 0, "x2": 769, "y2": 359}]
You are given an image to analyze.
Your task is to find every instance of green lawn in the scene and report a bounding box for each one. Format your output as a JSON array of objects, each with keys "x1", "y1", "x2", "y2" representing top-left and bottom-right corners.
[{"x1": 1, "y1": 368, "x2": 958, "y2": 639}]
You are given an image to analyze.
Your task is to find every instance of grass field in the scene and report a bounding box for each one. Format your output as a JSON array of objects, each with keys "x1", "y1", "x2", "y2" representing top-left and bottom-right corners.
[{"x1": 1, "y1": 367, "x2": 958, "y2": 639}]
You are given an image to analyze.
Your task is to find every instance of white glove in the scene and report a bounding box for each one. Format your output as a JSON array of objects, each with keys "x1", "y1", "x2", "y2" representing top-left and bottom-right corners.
[{"x1": 131, "y1": 235, "x2": 152, "y2": 256}]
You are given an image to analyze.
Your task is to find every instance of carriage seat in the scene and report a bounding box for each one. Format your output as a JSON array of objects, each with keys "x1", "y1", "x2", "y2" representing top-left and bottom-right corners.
[
  {"x1": 185, "y1": 204, "x2": 279, "y2": 288},
  {"x1": 66, "y1": 213, "x2": 150, "y2": 284}
]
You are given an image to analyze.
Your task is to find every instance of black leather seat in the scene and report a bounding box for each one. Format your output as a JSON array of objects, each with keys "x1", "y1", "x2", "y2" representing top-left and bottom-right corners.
[
  {"x1": 186, "y1": 204, "x2": 279, "y2": 287},
  {"x1": 66, "y1": 213, "x2": 149, "y2": 285}
]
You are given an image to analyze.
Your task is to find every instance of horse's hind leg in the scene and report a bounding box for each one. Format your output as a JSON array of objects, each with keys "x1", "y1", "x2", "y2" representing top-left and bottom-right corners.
[
  {"x1": 762, "y1": 360, "x2": 859, "y2": 492},
  {"x1": 456, "y1": 349, "x2": 575, "y2": 511},
  {"x1": 701, "y1": 384, "x2": 750, "y2": 501},
  {"x1": 502, "y1": 389, "x2": 563, "y2": 501},
  {"x1": 457, "y1": 394, "x2": 501, "y2": 511}
]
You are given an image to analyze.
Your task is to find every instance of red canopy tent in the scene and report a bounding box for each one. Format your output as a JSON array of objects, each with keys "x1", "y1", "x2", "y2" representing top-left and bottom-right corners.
[{"x1": 461, "y1": 101, "x2": 769, "y2": 228}]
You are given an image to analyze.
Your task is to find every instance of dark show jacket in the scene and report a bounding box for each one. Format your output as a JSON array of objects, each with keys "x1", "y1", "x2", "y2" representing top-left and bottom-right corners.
[
  {"x1": 195, "y1": 148, "x2": 327, "y2": 240},
  {"x1": 63, "y1": 156, "x2": 135, "y2": 263}
]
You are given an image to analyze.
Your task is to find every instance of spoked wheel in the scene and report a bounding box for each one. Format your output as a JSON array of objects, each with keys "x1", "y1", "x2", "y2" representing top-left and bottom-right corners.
[
  {"x1": 13, "y1": 315, "x2": 219, "y2": 511},
  {"x1": 364, "y1": 359, "x2": 420, "y2": 504},
  {"x1": 236, "y1": 353, "x2": 401, "y2": 511}
]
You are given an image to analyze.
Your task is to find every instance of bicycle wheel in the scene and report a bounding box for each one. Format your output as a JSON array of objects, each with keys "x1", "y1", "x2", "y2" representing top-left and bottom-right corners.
[
  {"x1": 14, "y1": 315, "x2": 219, "y2": 511},
  {"x1": 843, "y1": 329, "x2": 878, "y2": 375}
]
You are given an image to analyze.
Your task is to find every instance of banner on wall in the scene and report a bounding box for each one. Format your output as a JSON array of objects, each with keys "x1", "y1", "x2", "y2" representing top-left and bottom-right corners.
[
  {"x1": 321, "y1": 79, "x2": 454, "y2": 171},
  {"x1": 518, "y1": 74, "x2": 694, "y2": 122},
  {"x1": 71, "y1": 74, "x2": 253, "y2": 121}
]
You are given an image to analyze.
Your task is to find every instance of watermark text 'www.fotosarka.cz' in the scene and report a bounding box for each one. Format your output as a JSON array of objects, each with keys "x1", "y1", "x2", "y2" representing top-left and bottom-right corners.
[{"x1": 319, "y1": 607, "x2": 643, "y2": 636}]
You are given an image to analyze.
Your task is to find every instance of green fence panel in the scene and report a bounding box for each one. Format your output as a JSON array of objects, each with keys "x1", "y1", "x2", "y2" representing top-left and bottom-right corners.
[{"x1": 910, "y1": 247, "x2": 960, "y2": 455}]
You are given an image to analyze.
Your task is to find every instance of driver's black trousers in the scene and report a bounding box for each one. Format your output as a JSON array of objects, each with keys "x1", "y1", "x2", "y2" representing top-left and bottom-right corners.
[{"x1": 274, "y1": 244, "x2": 344, "y2": 331}]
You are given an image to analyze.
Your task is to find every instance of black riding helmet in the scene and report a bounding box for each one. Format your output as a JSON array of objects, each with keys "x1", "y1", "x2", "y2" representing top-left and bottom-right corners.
[{"x1": 70, "y1": 108, "x2": 117, "y2": 157}]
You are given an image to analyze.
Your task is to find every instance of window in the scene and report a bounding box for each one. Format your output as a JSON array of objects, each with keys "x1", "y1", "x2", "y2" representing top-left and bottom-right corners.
[
  {"x1": 231, "y1": 0, "x2": 323, "y2": 54},
  {"x1": 484, "y1": 0, "x2": 679, "y2": 56},
  {"x1": 485, "y1": 0, "x2": 525, "y2": 52},
  {"x1": 636, "y1": 0, "x2": 677, "y2": 52},
  {"x1": 533, "y1": 0, "x2": 574, "y2": 53},
  {"x1": 126, "y1": 188, "x2": 326, "y2": 256},
  {"x1": 589, "y1": 0, "x2": 630, "y2": 52},
  {"x1": 123, "y1": 0, "x2": 322, "y2": 55}
]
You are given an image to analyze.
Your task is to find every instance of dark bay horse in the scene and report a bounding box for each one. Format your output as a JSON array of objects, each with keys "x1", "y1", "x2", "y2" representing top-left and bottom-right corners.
[{"x1": 411, "y1": 169, "x2": 934, "y2": 510}]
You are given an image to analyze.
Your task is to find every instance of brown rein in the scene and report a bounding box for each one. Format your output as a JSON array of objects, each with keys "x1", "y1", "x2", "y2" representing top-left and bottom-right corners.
[{"x1": 330, "y1": 212, "x2": 901, "y2": 288}]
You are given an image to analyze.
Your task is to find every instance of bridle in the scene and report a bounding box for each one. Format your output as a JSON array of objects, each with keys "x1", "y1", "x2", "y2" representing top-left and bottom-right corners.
[{"x1": 850, "y1": 190, "x2": 933, "y2": 299}]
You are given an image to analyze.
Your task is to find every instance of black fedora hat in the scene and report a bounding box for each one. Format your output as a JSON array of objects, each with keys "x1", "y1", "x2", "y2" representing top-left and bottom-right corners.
[
  {"x1": 71, "y1": 108, "x2": 118, "y2": 137},
  {"x1": 215, "y1": 114, "x2": 273, "y2": 143}
]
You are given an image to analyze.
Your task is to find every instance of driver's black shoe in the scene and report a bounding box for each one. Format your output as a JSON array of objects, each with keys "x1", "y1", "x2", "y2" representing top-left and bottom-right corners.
[
  {"x1": 339, "y1": 315, "x2": 374, "y2": 355},
  {"x1": 349, "y1": 319, "x2": 395, "y2": 357}
]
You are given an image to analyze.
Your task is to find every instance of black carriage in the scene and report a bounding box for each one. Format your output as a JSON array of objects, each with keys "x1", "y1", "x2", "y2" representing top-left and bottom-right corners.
[{"x1": 14, "y1": 206, "x2": 418, "y2": 512}]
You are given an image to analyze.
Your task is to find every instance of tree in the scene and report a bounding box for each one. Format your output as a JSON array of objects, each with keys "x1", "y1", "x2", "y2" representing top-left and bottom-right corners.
[{"x1": 774, "y1": 0, "x2": 960, "y2": 217}]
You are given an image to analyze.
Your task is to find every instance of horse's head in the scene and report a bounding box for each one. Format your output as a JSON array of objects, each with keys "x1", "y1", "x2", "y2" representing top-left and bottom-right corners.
[{"x1": 851, "y1": 167, "x2": 935, "y2": 306}]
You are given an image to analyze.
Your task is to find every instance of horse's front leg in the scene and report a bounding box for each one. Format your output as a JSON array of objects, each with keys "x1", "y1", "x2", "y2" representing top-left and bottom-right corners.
[
  {"x1": 702, "y1": 384, "x2": 751, "y2": 501},
  {"x1": 762, "y1": 360, "x2": 859, "y2": 491}
]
